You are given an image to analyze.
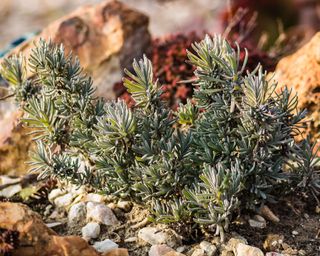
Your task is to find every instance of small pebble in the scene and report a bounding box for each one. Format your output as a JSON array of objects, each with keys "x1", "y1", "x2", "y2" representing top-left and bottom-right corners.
[
  {"x1": 124, "y1": 237, "x2": 137, "y2": 243},
  {"x1": 68, "y1": 202, "x2": 86, "y2": 226},
  {"x1": 86, "y1": 202, "x2": 119, "y2": 225},
  {"x1": 191, "y1": 249, "x2": 205, "y2": 256},
  {"x1": 93, "y1": 239, "x2": 118, "y2": 253},
  {"x1": 199, "y1": 241, "x2": 217, "y2": 256},
  {"x1": 149, "y1": 244, "x2": 174, "y2": 256},
  {"x1": 117, "y1": 201, "x2": 132, "y2": 212},
  {"x1": 82, "y1": 222, "x2": 100, "y2": 240},
  {"x1": 54, "y1": 193, "x2": 73, "y2": 208},
  {"x1": 292, "y1": 230, "x2": 299, "y2": 236}
]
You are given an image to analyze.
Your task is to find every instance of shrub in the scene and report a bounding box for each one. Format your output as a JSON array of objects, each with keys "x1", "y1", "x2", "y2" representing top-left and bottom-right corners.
[{"x1": 1, "y1": 35, "x2": 319, "y2": 241}]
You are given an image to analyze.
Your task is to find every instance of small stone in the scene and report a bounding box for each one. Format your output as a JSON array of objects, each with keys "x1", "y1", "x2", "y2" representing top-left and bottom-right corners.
[
  {"x1": 266, "y1": 253, "x2": 284, "y2": 256},
  {"x1": 86, "y1": 202, "x2": 119, "y2": 226},
  {"x1": 124, "y1": 237, "x2": 137, "y2": 243},
  {"x1": 149, "y1": 244, "x2": 174, "y2": 256},
  {"x1": 248, "y1": 219, "x2": 266, "y2": 229},
  {"x1": 46, "y1": 222, "x2": 63, "y2": 228},
  {"x1": 227, "y1": 237, "x2": 247, "y2": 251},
  {"x1": 85, "y1": 193, "x2": 106, "y2": 203},
  {"x1": 292, "y1": 230, "x2": 299, "y2": 236},
  {"x1": 199, "y1": 241, "x2": 217, "y2": 256},
  {"x1": 191, "y1": 249, "x2": 205, "y2": 256},
  {"x1": 68, "y1": 202, "x2": 87, "y2": 226},
  {"x1": 82, "y1": 222, "x2": 100, "y2": 240},
  {"x1": 54, "y1": 193, "x2": 73, "y2": 208},
  {"x1": 163, "y1": 252, "x2": 186, "y2": 256},
  {"x1": 0, "y1": 176, "x2": 22, "y2": 197},
  {"x1": 107, "y1": 203, "x2": 117, "y2": 209},
  {"x1": 138, "y1": 227, "x2": 180, "y2": 247},
  {"x1": 48, "y1": 188, "x2": 66, "y2": 202},
  {"x1": 298, "y1": 249, "x2": 307, "y2": 255},
  {"x1": 249, "y1": 215, "x2": 266, "y2": 229},
  {"x1": 235, "y1": 243, "x2": 264, "y2": 256},
  {"x1": 176, "y1": 246, "x2": 186, "y2": 253},
  {"x1": 70, "y1": 185, "x2": 86, "y2": 196},
  {"x1": 93, "y1": 239, "x2": 118, "y2": 253},
  {"x1": 117, "y1": 201, "x2": 132, "y2": 212},
  {"x1": 103, "y1": 248, "x2": 129, "y2": 256},
  {"x1": 0, "y1": 183, "x2": 22, "y2": 198}
]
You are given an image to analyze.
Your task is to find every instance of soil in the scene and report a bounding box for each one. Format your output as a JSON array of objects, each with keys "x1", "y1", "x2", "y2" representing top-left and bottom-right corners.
[
  {"x1": 231, "y1": 195, "x2": 320, "y2": 256},
  {"x1": 2, "y1": 180, "x2": 319, "y2": 255}
]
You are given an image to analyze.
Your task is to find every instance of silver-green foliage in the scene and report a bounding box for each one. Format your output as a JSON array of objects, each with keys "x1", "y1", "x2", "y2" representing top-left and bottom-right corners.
[{"x1": 1, "y1": 35, "x2": 319, "y2": 241}]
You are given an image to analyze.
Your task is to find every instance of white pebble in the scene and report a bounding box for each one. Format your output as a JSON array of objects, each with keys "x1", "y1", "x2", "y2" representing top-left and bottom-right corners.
[
  {"x1": 93, "y1": 239, "x2": 118, "y2": 253},
  {"x1": 68, "y1": 202, "x2": 87, "y2": 226},
  {"x1": 82, "y1": 222, "x2": 100, "y2": 240},
  {"x1": 48, "y1": 188, "x2": 66, "y2": 202},
  {"x1": 86, "y1": 202, "x2": 119, "y2": 225},
  {"x1": 54, "y1": 193, "x2": 73, "y2": 208}
]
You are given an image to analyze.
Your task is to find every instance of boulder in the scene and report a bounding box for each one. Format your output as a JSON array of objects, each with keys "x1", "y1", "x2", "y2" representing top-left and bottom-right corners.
[
  {"x1": 0, "y1": 0, "x2": 151, "y2": 175},
  {"x1": 273, "y1": 32, "x2": 320, "y2": 145},
  {"x1": 0, "y1": 202, "x2": 100, "y2": 256}
]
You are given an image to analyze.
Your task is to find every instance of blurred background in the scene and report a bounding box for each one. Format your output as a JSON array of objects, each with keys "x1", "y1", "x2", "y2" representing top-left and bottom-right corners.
[{"x1": 1, "y1": 0, "x2": 319, "y2": 49}]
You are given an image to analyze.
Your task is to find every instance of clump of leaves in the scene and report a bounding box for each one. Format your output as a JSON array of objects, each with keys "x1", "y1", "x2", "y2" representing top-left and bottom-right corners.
[{"x1": 1, "y1": 35, "x2": 319, "y2": 241}]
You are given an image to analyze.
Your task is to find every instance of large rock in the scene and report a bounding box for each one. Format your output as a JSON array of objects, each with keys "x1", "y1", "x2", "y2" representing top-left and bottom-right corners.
[
  {"x1": 273, "y1": 32, "x2": 320, "y2": 144},
  {"x1": 0, "y1": 202, "x2": 100, "y2": 256},
  {"x1": 0, "y1": 0, "x2": 151, "y2": 175}
]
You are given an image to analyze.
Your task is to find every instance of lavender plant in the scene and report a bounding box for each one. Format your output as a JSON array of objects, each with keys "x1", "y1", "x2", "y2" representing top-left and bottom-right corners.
[{"x1": 1, "y1": 35, "x2": 319, "y2": 241}]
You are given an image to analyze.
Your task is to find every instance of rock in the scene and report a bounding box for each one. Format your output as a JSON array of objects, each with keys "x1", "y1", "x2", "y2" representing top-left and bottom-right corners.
[
  {"x1": 0, "y1": 0, "x2": 151, "y2": 175},
  {"x1": 117, "y1": 200, "x2": 132, "y2": 212},
  {"x1": 235, "y1": 243, "x2": 264, "y2": 256},
  {"x1": 93, "y1": 239, "x2": 119, "y2": 253},
  {"x1": 54, "y1": 193, "x2": 74, "y2": 208},
  {"x1": 86, "y1": 202, "x2": 119, "y2": 226},
  {"x1": 0, "y1": 176, "x2": 22, "y2": 197},
  {"x1": 48, "y1": 188, "x2": 67, "y2": 203},
  {"x1": 84, "y1": 193, "x2": 106, "y2": 203},
  {"x1": 0, "y1": 202, "x2": 100, "y2": 256},
  {"x1": 266, "y1": 253, "x2": 284, "y2": 256},
  {"x1": 82, "y1": 222, "x2": 101, "y2": 240},
  {"x1": 273, "y1": 32, "x2": 320, "y2": 144},
  {"x1": 292, "y1": 230, "x2": 299, "y2": 236},
  {"x1": 102, "y1": 248, "x2": 129, "y2": 256},
  {"x1": 163, "y1": 252, "x2": 186, "y2": 256},
  {"x1": 258, "y1": 205, "x2": 280, "y2": 223},
  {"x1": 124, "y1": 237, "x2": 137, "y2": 243},
  {"x1": 0, "y1": 112, "x2": 32, "y2": 176},
  {"x1": 176, "y1": 246, "x2": 186, "y2": 253},
  {"x1": 149, "y1": 244, "x2": 175, "y2": 256},
  {"x1": 138, "y1": 227, "x2": 181, "y2": 247},
  {"x1": 46, "y1": 222, "x2": 63, "y2": 228},
  {"x1": 199, "y1": 241, "x2": 217, "y2": 256},
  {"x1": 44, "y1": 235, "x2": 100, "y2": 256},
  {"x1": 68, "y1": 202, "x2": 87, "y2": 226},
  {"x1": 226, "y1": 237, "x2": 248, "y2": 252},
  {"x1": 248, "y1": 215, "x2": 266, "y2": 229},
  {"x1": 191, "y1": 249, "x2": 206, "y2": 256}
]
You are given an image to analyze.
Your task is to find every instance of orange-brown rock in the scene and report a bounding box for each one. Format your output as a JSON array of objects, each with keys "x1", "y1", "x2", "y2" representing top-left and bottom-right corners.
[
  {"x1": 102, "y1": 248, "x2": 129, "y2": 256},
  {"x1": 0, "y1": 202, "x2": 100, "y2": 256},
  {"x1": 0, "y1": 0, "x2": 151, "y2": 175},
  {"x1": 273, "y1": 32, "x2": 320, "y2": 143}
]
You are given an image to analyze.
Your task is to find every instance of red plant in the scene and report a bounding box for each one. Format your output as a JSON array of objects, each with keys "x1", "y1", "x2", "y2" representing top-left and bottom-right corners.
[{"x1": 114, "y1": 32, "x2": 201, "y2": 109}]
